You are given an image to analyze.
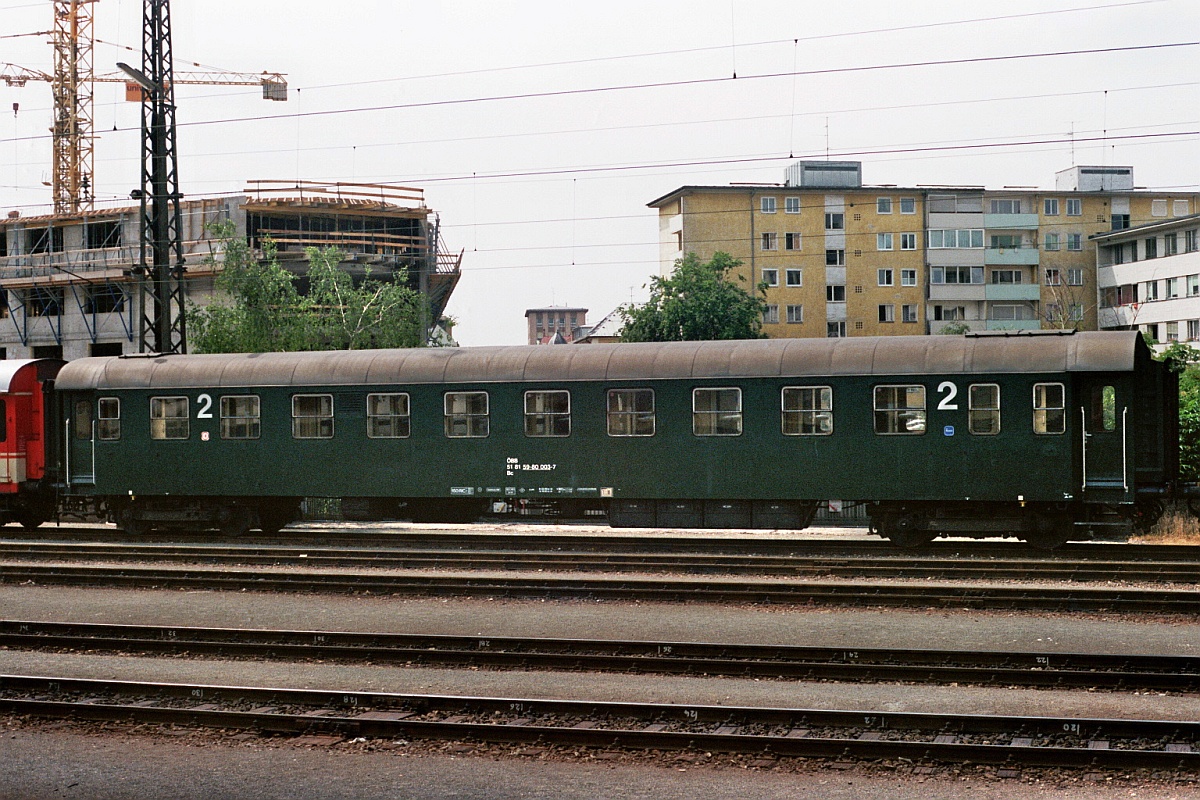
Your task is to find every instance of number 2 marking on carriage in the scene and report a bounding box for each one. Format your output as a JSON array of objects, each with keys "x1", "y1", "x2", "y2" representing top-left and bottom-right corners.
[
  {"x1": 197, "y1": 393, "x2": 213, "y2": 419},
  {"x1": 936, "y1": 381, "x2": 959, "y2": 411}
]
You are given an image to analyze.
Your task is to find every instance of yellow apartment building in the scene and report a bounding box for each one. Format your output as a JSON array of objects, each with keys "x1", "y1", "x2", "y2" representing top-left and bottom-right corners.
[{"x1": 648, "y1": 162, "x2": 1199, "y2": 337}]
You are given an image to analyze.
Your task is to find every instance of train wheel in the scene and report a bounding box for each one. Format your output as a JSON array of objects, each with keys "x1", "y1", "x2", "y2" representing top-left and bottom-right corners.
[
  {"x1": 117, "y1": 507, "x2": 150, "y2": 536},
  {"x1": 1028, "y1": 513, "x2": 1072, "y2": 550},
  {"x1": 216, "y1": 506, "x2": 253, "y2": 537},
  {"x1": 16, "y1": 513, "x2": 47, "y2": 531},
  {"x1": 880, "y1": 512, "x2": 934, "y2": 549}
]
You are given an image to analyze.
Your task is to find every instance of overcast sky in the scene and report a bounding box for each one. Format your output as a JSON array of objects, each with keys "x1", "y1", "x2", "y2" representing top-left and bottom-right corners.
[{"x1": 2, "y1": 0, "x2": 1197, "y2": 345}]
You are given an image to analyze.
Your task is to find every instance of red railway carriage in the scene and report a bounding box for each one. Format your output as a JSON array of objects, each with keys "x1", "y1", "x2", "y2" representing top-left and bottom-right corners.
[{"x1": 0, "y1": 359, "x2": 65, "y2": 528}]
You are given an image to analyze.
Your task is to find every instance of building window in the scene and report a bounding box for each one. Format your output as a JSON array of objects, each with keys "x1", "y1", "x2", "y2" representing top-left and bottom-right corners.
[
  {"x1": 27, "y1": 227, "x2": 63, "y2": 254},
  {"x1": 1067, "y1": 268, "x2": 1084, "y2": 286},
  {"x1": 877, "y1": 268, "x2": 893, "y2": 287},
  {"x1": 219, "y1": 395, "x2": 261, "y2": 440},
  {"x1": 367, "y1": 393, "x2": 411, "y2": 438},
  {"x1": 28, "y1": 288, "x2": 63, "y2": 317},
  {"x1": 991, "y1": 269, "x2": 1023, "y2": 284},
  {"x1": 874, "y1": 385, "x2": 926, "y2": 435},
  {"x1": 990, "y1": 304, "x2": 1023, "y2": 321},
  {"x1": 826, "y1": 285, "x2": 846, "y2": 302},
  {"x1": 1045, "y1": 268, "x2": 1061, "y2": 286},
  {"x1": 824, "y1": 212, "x2": 844, "y2": 230},
  {"x1": 1187, "y1": 230, "x2": 1198, "y2": 253},
  {"x1": 524, "y1": 390, "x2": 570, "y2": 437},
  {"x1": 785, "y1": 268, "x2": 803, "y2": 287},
  {"x1": 761, "y1": 268, "x2": 778, "y2": 287},
  {"x1": 969, "y1": 384, "x2": 1000, "y2": 435},
  {"x1": 1144, "y1": 280, "x2": 1159, "y2": 301},
  {"x1": 1189, "y1": 320, "x2": 1200, "y2": 341},
  {"x1": 761, "y1": 232, "x2": 778, "y2": 251},
  {"x1": 878, "y1": 304, "x2": 895, "y2": 323},
  {"x1": 876, "y1": 198, "x2": 893, "y2": 214},
  {"x1": 934, "y1": 305, "x2": 966, "y2": 321},
  {"x1": 98, "y1": 397, "x2": 120, "y2": 441},
  {"x1": 693, "y1": 388, "x2": 742, "y2": 436},
  {"x1": 1165, "y1": 233, "x2": 1179, "y2": 256},
  {"x1": 900, "y1": 233, "x2": 916, "y2": 250},
  {"x1": 1173, "y1": 199, "x2": 1190, "y2": 217},
  {"x1": 445, "y1": 392, "x2": 489, "y2": 438},
  {"x1": 761, "y1": 196, "x2": 777, "y2": 214},
  {"x1": 1043, "y1": 198, "x2": 1059, "y2": 216},
  {"x1": 786, "y1": 304, "x2": 804, "y2": 323},
  {"x1": 876, "y1": 233, "x2": 893, "y2": 251},
  {"x1": 782, "y1": 386, "x2": 832, "y2": 435},
  {"x1": 150, "y1": 396, "x2": 189, "y2": 440},
  {"x1": 1112, "y1": 214, "x2": 1130, "y2": 230},
  {"x1": 1066, "y1": 198, "x2": 1082, "y2": 216},
  {"x1": 1188, "y1": 275, "x2": 1200, "y2": 297},
  {"x1": 827, "y1": 321, "x2": 846, "y2": 338},
  {"x1": 762, "y1": 304, "x2": 779, "y2": 324},
  {"x1": 784, "y1": 197, "x2": 800, "y2": 214},
  {"x1": 928, "y1": 229, "x2": 984, "y2": 248},
  {"x1": 901, "y1": 269, "x2": 917, "y2": 286},
  {"x1": 930, "y1": 266, "x2": 983, "y2": 285},
  {"x1": 785, "y1": 232, "x2": 801, "y2": 251},
  {"x1": 825, "y1": 249, "x2": 845, "y2": 266},
  {"x1": 990, "y1": 198, "x2": 1021, "y2": 214},
  {"x1": 85, "y1": 220, "x2": 122, "y2": 250},
  {"x1": 1043, "y1": 233, "x2": 1060, "y2": 251},
  {"x1": 1069, "y1": 303, "x2": 1084, "y2": 322},
  {"x1": 1066, "y1": 233, "x2": 1083, "y2": 251},
  {"x1": 1143, "y1": 237, "x2": 1158, "y2": 259},
  {"x1": 1033, "y1": 383, "x2": 1065, "y2": 434},
  {"x1": 607, "y1": 389, "x2": 654, "y2": 437},
  {"x1": 292, "y1": 394, "x2": 333, "y2": 439},
  {"x1": 899, "y1": 197, "x2": 916, "y2": 214},
  {"x1": 1151, "y1": 199, "x2": 1168, "y2": 217},
  {"x1": 902, "y1": 304, "x2": 918, "y2": 323}
]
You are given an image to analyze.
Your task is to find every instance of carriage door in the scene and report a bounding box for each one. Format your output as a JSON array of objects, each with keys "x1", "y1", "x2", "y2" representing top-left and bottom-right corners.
[
  {"x1": 67, "y1": 397, "x2": 95, "y2": 485},
  {"x1": 1079, "y1": 380, "x2": 1128, "y2": 499}
]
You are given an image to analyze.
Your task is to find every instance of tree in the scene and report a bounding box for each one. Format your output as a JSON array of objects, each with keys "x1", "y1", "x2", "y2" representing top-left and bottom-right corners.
[
  {"x1": 189, "y1": 223, "x2": 428, "y2": 354},
  {"x1": 619, "y1": 252, "x2": 768, "y2": 342},
  {"x1": 1158, "y1": 342, "x2": 1200, "y2": 481}
]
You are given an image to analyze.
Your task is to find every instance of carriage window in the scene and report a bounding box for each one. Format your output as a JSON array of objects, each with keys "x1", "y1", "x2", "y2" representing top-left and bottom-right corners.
[
  {"x1": 150, "y1": 396, "x2": 189, "y2": 440},
  {"x1": 98, "y1": 397, "x2": 120, "y2": 440},
  {"x1": 292, "y1": 394, "x2": 333, "y2": 439},
  {"x1": 221, "y1": 395, "x2": 260, "y2": 440},
  {"x1": 874, "y1": 385, "x2": 926, "y2": 434},
  {"x1": 524, "y1": 390, "x2": 570, "y2": 437},
  {"x1": 1089, "y1": 385, "x2": 1116, "y2": 432},
  {"x1": 74, "y1": 399, "x2": 92, "y2": 439},
  {"x1": 782, "y1": 386, "x2": 832, "y2": 435},
  {"x1": 968, "y1": 384, "x2": 1000, "y2": 435},
  {"x1": 1033, "y1": 383, "x2": 1065, "y2": 434},
  {"x1": 367, "y1": 393, "x2": 411, "y2": 438},
  {"x1": 445, "y1": 391, "x2": 489, "y2": 438},
  {"x1": 607, "y1": 389, "x2": 655, "y2": 437},
  {"x1": 0, "y1": 399, "x2": 6, "y2": 442},
  {"x1": 693, "y1": 388, "x2": 742, "y2": 436}
]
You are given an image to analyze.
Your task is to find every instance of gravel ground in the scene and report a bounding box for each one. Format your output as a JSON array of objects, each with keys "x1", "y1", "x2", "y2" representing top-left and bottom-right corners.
[{"x1": 2, "y1": 529, "x2": 1198, "y2": 797}]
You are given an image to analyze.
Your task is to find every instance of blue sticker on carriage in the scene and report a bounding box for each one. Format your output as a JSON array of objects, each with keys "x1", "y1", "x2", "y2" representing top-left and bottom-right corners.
[{"x1": 943, "y1": 425, "x2": 955, "y2": 436}]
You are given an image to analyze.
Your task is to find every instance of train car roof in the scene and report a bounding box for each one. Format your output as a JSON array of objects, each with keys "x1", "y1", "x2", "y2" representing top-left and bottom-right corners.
[
  {"x1": 55, "y1": 331, "x2": 1144, "y2": 391},
  {"x1": 0, "y1": 359, "x2": 65, "y2": 393}
]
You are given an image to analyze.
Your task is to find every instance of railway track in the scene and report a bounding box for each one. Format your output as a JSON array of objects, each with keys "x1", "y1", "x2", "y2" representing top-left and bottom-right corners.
[
  {"x1": 3, "y1": 620, "x2": 1198, "y2": 691},
  {"x1": 1, "y1": 674, "x2": 1196, "y2": 771},
  {"x1": 1, "y1": 562, "x2": 1198, "y2": 612},
  {"x1": 2, "y1": 540, "x2": 1199, "y2": 583}
]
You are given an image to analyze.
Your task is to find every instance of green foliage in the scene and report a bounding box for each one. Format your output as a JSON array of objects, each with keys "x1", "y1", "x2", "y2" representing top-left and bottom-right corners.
[
  {"x1": 189, "y1": 223, "x2": 427, "y2": 354},
  {"x1": 937, "y1": 321, "x2": 971, "y2": 335},
  {"x1": 1158, "y1": 342, "x2": 1200, "y2": 481},
  {"x1": 619, "y1": 252, "x2": 767, "y2": 342}
]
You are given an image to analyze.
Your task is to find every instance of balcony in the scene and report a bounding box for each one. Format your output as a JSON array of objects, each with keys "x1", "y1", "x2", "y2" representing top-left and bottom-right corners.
[
  {"x1": 983, "y1": 213, "x2": 1039, "y2": 229},
  {"x1": 929, "y1": 283, "x2": 985, "y2": 301},
  {"x1": 985, "y1": 318, "x2": 1041, "y2": 331},
  {"x1": 985, "y1": 284, "x2": 1041, "y2": 301},
  {"x1": 984, "y1": 247, "x2": 1039, "y2": 266}
]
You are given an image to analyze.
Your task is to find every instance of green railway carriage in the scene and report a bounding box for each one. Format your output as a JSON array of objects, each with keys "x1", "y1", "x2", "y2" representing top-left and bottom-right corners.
[{"x1": 52, "y1": 330, "x2": 1178, "y2": 546}]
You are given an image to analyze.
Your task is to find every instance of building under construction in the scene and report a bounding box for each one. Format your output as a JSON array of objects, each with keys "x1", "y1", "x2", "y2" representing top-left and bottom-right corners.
[{"x1": 0, "y1": 181, "x2": 462, "y2": 360}]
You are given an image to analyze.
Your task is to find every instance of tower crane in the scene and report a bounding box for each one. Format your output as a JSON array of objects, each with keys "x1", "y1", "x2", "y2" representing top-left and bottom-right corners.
[{"x1": 1, "y1": 0, "x2": 286, "y2": 215}]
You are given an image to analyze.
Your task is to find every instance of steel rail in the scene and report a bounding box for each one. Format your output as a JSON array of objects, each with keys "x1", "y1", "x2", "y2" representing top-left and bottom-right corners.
[
  {"x1": 4, "y1": 527, "x2": 1196, "y2": 562},
  {"x1": 0, "y1": 675, "x2": 1196, "y2": 771},
  {"x1": 3, "y1": 620, "x2": 1198, "y2": 691},
  {"x1": 1, "y1": 563, "x2": 1198, "y2": 612},
  {"x1": 2, "y1": 542, "x2": 1198, "y2": 583}
]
